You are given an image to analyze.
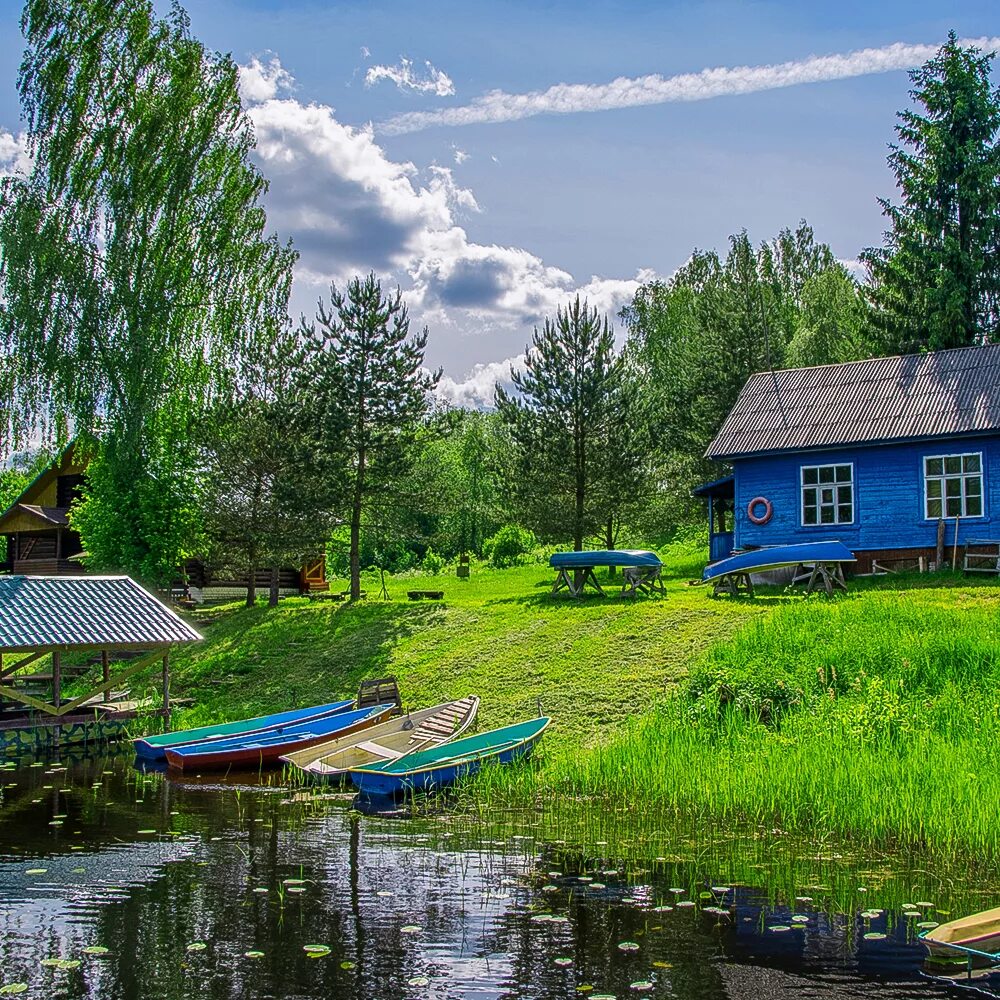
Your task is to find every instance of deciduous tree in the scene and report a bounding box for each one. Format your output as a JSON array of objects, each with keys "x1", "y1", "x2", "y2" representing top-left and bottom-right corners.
[{"x1": 0, "y1": 0, "x2": 296, "y2": 580}]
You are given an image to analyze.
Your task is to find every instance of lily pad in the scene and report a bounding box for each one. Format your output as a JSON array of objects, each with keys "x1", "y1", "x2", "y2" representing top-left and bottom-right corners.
[
  {"x1": 82, "y1": 946, "x2": 110, "y2": 955},
  {"x1": 864, "y1": 932, "x2": 886, "y2": 941},
  {"x1": 408, "y1": 976, "x2": 430, "y2": 986},
  {"x1": 554, "y1": 957, "x2": 573, "y2": 967},
  {"x1": 186, "y1": 942, "x2": 207, "y2": 952},
  {"x1": 0, "y1": 985, "x2": 28, "y2": 995},
  {"x1": 244, "y1": 951, "x2": 265, "y2": 959},
  {"x1": 401, "y1": 925, "x2": 422, "y2": 934},
  {"x1": 340, "y1": 960, "x2": 356, "y2": 970},
  {"x1": 303, "y1": 945, "x2": 331, "y2": 957},
  {"x1": 617, "y1": 941, "x2": 640, "y2": 952},
  {"x1": 630, "y1": 983, "x2": 654, "y2": 992},
  {"x1": 25, "y1": 868, "x2": 47, "y2": 875}
]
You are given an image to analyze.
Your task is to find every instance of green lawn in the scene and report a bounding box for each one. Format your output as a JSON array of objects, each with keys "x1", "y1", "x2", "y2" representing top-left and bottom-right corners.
[{"x1": 167, "y1": 543, "x2": 763, "y2": 753}]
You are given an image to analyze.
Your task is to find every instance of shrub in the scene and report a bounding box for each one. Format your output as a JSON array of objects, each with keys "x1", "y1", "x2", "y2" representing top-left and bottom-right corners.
[
  {"x1": 483, "y1": 524, "x2": 536, "y2": 568},
  {"x1": 422, "y1": 547, "x2": 445, "y2": 575}
]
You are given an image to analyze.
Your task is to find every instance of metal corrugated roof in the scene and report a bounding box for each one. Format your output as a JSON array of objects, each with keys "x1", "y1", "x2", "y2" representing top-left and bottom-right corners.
[
  {"x1": 706, "y1": 344, "x2": 1000, "y2": 460},
  {"x1": 0, "y1": 576, "x2": 202, "y2": 651}
]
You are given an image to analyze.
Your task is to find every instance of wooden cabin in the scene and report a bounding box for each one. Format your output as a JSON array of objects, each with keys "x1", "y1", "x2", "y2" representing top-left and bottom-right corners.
[
  {"x1": 0, "y1": 444, "x2": 327, "y2": 601},
  {"x1": 0, "y1": 442, "x2": 87, "y2": 576},
  {"x1": 701, "y1": 344, "x2": 1000, "y2": 574}
]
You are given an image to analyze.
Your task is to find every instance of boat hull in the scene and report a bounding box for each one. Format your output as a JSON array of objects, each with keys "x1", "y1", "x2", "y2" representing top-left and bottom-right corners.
[
  {"x1": 922, "y1": 906, "x2": 1000, "y2": 960},
  {"x1": 350, "y1": 720, "x2": 547, "y2": 797},
  {"x1": 164, "y1": 706, "x2": 393, "y2": 771},
  {"x1": 702, "y1": 541, "x2": 856, "y2": 582},
  {"x1": 133, "y1": 699, "x2": 354, "y2": 761}
]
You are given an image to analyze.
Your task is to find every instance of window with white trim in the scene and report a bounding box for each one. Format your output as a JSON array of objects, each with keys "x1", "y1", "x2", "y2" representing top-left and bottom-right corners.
[
  {"x1": 924, "y1": 453, "x2": 983, "y2": 518},
  {"x1": 801, "y1": 464, "x2": 854, "y2": 525}
]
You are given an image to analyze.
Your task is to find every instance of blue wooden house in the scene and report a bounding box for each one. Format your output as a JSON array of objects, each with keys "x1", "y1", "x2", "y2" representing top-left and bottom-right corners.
[{"x1": 701, "y1": 344, "x2": 1000, "y2": 573}]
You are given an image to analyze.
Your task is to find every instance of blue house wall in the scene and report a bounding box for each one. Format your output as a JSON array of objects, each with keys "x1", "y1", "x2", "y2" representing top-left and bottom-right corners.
[{"x1": 732, "y1": 433, "x2": 1000, "y2": 553}]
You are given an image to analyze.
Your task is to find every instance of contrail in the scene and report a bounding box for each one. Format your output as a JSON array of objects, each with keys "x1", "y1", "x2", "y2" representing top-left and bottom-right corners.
[{"x1": 381, "y1": 37, "x2": 1000, "y2": 135}]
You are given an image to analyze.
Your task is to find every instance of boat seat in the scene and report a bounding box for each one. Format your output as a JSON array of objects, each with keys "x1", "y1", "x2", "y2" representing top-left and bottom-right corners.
[{"x1": 354, "y1": 740, "x2": 404, "y2": 760}]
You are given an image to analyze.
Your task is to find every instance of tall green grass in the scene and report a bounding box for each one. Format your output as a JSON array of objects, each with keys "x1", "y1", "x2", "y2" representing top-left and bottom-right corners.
[{"x1": 483, "y1": 589, "x2": 1000, "y2": 859}]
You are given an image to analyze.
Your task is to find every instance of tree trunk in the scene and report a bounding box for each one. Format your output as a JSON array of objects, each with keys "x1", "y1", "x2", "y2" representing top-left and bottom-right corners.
[
  {"x1": 268, "y1": 565, "x2": 280, "y2": 608},
  {"x1": 246, "y1": 560, "x2": 257, "y2": 608},
  {"x1": 605, "y1": 516, "x2": 615, "y2": 576},
  {"x1": 350, "y1": 452, "x2": 366, "y2": 601}
]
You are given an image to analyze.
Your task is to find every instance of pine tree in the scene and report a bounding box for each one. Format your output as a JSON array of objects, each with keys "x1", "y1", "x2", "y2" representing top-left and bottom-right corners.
[
  {"x1": 862, "y1": 33, "x2": 1000, "y2": 351},
  {"x1": 303, "y1": 274, "x2": 439, "y2": 601},
  {"x1": 495, "y1": 296, "x2": 621, "y2": 551}
]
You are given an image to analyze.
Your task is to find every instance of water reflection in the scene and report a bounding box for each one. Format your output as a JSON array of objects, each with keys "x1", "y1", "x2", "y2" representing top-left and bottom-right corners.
[{"x1": 0, "y1": 750, "x2": 993, "y2": 998}]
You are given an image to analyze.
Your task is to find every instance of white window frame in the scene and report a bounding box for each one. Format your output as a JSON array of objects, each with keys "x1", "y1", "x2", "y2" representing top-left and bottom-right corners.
[
  {"x1": 800, "y1": 462, "x2": 855, "y2": 527},
  {"x1": 923, "y1": 452, "x2": 984, "y2": 520}
]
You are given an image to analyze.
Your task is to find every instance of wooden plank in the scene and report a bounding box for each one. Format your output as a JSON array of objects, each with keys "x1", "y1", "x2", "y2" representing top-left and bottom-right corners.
[
  {"x1": 54, "y1": 650, "x2": 170, "y2": 717},
  {"x1": 0, "y1": 650, "x2": 47, "y2": 679}
]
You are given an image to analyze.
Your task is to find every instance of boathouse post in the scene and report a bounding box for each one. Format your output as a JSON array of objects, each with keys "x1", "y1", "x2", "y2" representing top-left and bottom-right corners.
[
  {"x1": 162, "y1": 652, "x2": 170, "y2": 721},
  {"x1": 52, "y1": 650, "x2": 61, "y2": 710},
  {"x1": 102, "y1": 650, "x2": 110, "y2": 703}
]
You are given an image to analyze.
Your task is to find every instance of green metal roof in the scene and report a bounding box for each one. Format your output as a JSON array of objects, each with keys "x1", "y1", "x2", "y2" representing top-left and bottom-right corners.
[{"x1": 0, "y1": 576, "x2": 202, "y2": 651}]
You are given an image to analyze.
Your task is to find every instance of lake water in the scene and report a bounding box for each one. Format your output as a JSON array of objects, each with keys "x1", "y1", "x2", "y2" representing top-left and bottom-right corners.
[{"x1": 0, "y1": 749, "x2": 995, "y2": 999}]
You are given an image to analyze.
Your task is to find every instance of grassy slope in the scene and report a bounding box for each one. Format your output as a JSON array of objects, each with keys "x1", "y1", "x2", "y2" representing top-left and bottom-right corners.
[
  {"x1": 162, "y1": 553, "x2": 1000, "y2": 856},
  {"x1": 168, "y1": 544, "x2": 763, "y2": 754}
]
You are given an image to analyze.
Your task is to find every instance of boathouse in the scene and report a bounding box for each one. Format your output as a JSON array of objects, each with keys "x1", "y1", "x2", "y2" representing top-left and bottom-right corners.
[
  {"x1": 703, "y1": 344, "x2": 1000, "y2": 574},
  {"x1": 0, "y1": 575, "x2": 201, "y2": 751}
]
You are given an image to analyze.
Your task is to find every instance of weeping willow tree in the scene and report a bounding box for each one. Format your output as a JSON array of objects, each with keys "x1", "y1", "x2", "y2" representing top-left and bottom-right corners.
[{"x1": 0, "y1": 0, "x2": 296, "y2": 582}]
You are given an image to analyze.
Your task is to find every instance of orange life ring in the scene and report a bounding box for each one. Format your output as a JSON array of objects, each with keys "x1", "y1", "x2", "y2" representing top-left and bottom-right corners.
[{"x1": 747, "y1": 496, "x2": 773, "y2": 525}]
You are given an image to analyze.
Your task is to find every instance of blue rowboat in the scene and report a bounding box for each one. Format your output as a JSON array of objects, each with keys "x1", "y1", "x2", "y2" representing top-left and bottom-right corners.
[
  {"x1": 349, "y1": 716, "x2": 551, "y2": 797},
  {"x1": 701, "y1": 541, "x2": 855, "y2": 582},
  {"x1": 164, "y1": 704, "x2": 395, "y2": 771},
  {"x1": 133, "y1": 700, "x2": 355, "y2": 761},
  {"x1": 550, "y1": 550, "x2": 661, "y2": 569}
]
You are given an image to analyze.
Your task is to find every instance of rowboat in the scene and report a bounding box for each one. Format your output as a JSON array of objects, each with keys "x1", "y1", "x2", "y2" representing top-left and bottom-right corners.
[
  {"x1": 701, "y1": 541, "x2": 856, "y2": 581},
  {"x1": 164, "y1": 703, "x2": 395, "y2": 771},
  {"x1": 280, "y1": 696, "x2": 481, "y2": 778},
  {"x1": 921, "y1": 906, "x2": 1000, "y2": 960},
  {"x1": 133, "y1": 699, "x2": 354, "y2": 761},
  {"x1": 349, "y1": 716, "x2": 550, "y2": 797}
]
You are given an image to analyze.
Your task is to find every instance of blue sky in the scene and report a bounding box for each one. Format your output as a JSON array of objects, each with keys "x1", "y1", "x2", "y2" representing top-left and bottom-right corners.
[{"x1": 1, "y1": 1, "x2": 998, "y2": 403}]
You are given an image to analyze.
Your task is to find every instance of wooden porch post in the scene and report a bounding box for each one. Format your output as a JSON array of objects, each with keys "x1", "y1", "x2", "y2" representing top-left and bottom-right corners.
[
  {"x1": 102, "y1": 649, "x2": 110, "y2": 703},
  {"x1": 162, "y1": 651, "x2": 170, "y2": 722},
  {"x1": 52, "y1": 650, "x2": 61, "y2": 710}
]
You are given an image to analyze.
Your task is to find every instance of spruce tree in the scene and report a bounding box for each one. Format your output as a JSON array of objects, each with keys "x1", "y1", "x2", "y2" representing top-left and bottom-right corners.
[
  {"x1": 862, "y1": 33, "x2": 1000, "y2": 351},
  {"x1": 303, "y1": 274, "x2": 439, "y2": 601},
  {"x1": 495, "y1": 296, "x2": 621, "y2": 551}
]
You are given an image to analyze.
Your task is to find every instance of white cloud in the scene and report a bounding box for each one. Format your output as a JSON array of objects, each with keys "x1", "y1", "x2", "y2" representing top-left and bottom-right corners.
[
  {"x1": 435, "y1": 355, "x2": 525, "y2": 408},
  {"x1": 365, "y1": 57, "x2": 455, "y2": 97},
  {"x1": 360, "y1": 46, "x2": 371, "y2": 59},
  {"x1": 837, "y1": 257, "x2": 867, "y2": 278},
  {"x1": 382, "y1": 36, "x2": 1000, "y2": 134},
  {"x1": 239, "y1": 56, "x2": 648, "y2": 369},
  {"x1": 0, "y1": 130, "x2": 31, "y2": 179},
  {"x1": 453, "y1": 146, "x2": 469, "y2": 164},
  {"x1": 239, "y1": 55, "x2": 295, "y2": 104}
]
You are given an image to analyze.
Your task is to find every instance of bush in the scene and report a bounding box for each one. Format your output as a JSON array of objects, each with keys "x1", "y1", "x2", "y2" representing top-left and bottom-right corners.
[
  {"x1": 422, "y1": 547, "x2": 445, "y2": 575},
  {"x1": 483, "y1": 524, "x2": 536, "y2": 568}
]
